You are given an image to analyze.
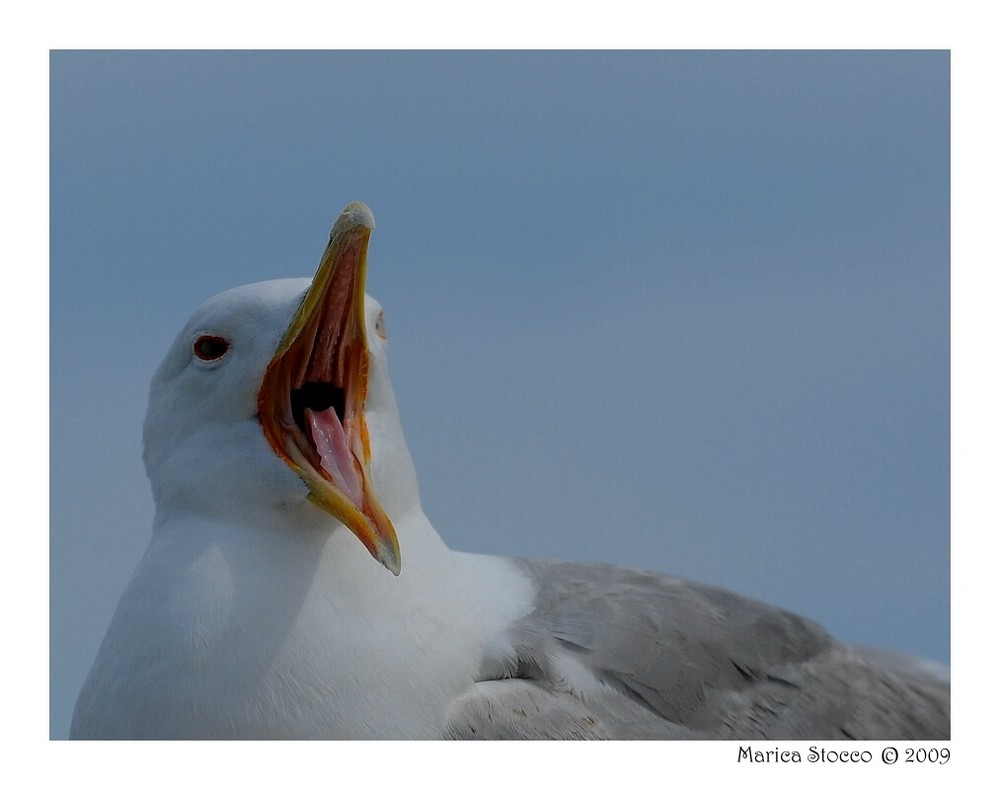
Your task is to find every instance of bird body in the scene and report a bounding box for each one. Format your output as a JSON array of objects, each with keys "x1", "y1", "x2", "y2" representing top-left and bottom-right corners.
[{"x1": 71, "y1": 203, "x2": 949, "y2": 740}]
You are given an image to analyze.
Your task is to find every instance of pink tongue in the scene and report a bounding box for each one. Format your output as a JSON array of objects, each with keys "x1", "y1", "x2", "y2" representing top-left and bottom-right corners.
[{"x1": 306, "y1": 407, "x2": 364, "y2": 509}]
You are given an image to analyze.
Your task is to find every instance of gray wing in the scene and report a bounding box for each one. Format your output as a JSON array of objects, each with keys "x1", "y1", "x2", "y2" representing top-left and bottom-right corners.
[{"x1": 445, "y1": 559, "x2": 949, "y2": 740}]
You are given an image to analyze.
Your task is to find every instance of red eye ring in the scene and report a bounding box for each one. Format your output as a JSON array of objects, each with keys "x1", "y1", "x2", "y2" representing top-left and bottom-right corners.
[{"x1": 193, "y1": 335, "x2": 230, "y2": 361}]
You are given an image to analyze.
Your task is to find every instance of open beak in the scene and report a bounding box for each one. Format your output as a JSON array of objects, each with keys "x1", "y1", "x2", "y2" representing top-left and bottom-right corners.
[{"x1": 257, "y1": 202, "x2": 401, "y2": 575}]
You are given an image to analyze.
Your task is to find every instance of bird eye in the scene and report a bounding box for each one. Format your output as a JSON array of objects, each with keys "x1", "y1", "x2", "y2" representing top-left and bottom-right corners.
[
  {"x1": 375, "y1": 310, "x2": 387, "y2": 341},
  {"x1": 193, "y1": 335, "x2": 230, "y2": 361}
]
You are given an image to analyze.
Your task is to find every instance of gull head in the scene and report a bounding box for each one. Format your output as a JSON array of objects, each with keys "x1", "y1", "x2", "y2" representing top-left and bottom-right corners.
[{"x1": 142, "y1": 202, "x2": 410, "y2": 574}]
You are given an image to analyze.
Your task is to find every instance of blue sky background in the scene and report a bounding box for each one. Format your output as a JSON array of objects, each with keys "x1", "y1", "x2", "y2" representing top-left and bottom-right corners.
[{"x1": 50, "y1": 50, "x2": 949, "y2": 739}]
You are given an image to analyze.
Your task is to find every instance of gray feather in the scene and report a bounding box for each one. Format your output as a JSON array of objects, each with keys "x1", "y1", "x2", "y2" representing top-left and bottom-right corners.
[{"x1": 446, "y1": 559, "x2": 949, "y2": 739}]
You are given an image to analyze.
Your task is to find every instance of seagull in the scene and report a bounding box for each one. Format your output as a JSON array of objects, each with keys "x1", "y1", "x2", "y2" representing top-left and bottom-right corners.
[{"x1": 71, "y1": 202, "x2": 949, "y2": 739}]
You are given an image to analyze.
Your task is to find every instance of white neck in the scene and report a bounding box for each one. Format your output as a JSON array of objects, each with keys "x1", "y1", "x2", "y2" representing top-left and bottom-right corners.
[{"x1": 75, "y1": 501, "x2": 488, "y2": 738}]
